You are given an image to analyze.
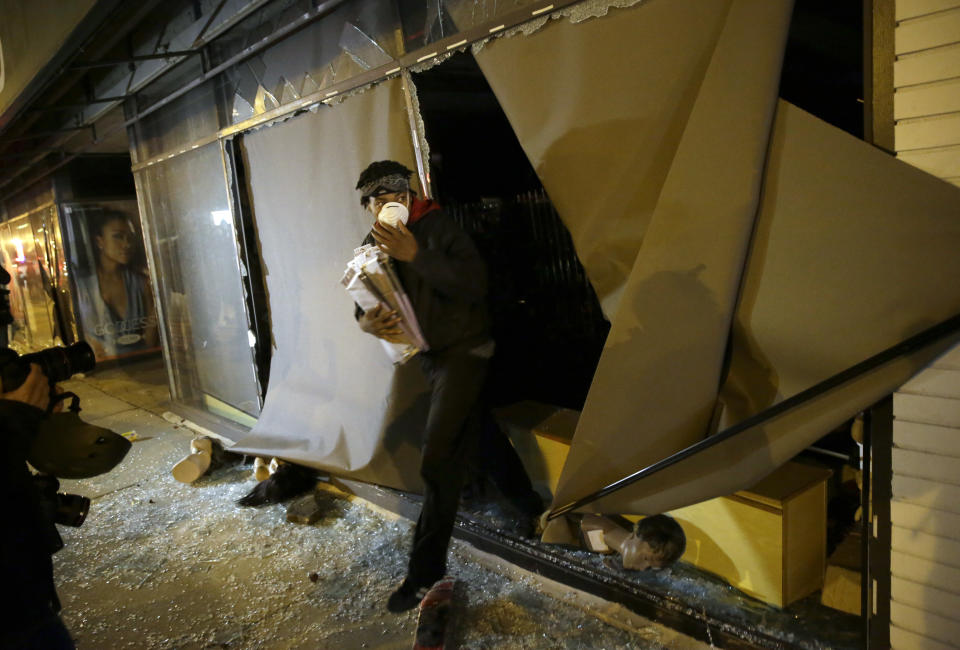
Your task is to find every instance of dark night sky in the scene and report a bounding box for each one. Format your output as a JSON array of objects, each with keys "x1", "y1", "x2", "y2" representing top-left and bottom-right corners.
[{"x1": 779, "y1": 0, "x2": 864, "y2": 138}]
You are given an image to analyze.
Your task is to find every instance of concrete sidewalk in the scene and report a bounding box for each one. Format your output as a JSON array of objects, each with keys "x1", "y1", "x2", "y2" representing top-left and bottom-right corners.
[{"x1": 51, "y1": 362, "x2": 708, "y2": 649}]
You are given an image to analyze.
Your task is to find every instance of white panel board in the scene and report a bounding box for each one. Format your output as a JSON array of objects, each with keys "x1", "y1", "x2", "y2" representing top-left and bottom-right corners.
[
  {"x1": 890, "y1": 624, "x2": 957, "y2": 650},
  {"x1": 891, "y1": 500, "x2": 960, "y2": 540},
  {"x1": 894, "y1": 419, "x2": 960, "y2": 456},
  {"x1": 893, "y1": 475, "x2": 960, "y2": 515},
  {"x1": 897, "y1": 144, "x2": 960, "y2": 179},
  {"x1": 900, "y1": 368, "x2": 960, "y2": 399},
  {"x1": 896, "y1": 43, "x2": 960, "y2": 87},
  {"x1": 896, "y1": 8, "x2": 960, "y2": 55},
  {"x1": 893, "y1": 448, "x2": 960, "y2": 485},
  {"x1": 892, "y1": 575, "x2": 960, "y2": 621},
  {"x1": 897, "y1": 0, "x2": 960, "y2": 21},
  {"x1": 892, "y1": 550, "x2": 960, "y2": 596},
  {"x1": 895, "y1": 78, "x2": 960, "y2": 119},
  {"x1": 892, "y1": 525, "x2": 960, "y2": 567},
  {"x1": 891, "y1": 601, "x2": 960, "y2": 646},
  {"x1": 894, "y1": 393, "x2": 960, "y2": 427},
  {"x1": 896, "y1": 113, "x2": 960, "y2": 150}
]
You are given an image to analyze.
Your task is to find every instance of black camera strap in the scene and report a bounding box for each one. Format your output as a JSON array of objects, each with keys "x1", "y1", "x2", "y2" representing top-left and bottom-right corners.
[{"x1": 46, "y1": 391, "x2": 81, "y2": 417}]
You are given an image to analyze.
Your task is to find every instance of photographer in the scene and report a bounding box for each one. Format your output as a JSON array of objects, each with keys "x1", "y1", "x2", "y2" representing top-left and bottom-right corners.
[{"x1": 1, "y1": 363, "x2": 74, "y2": 649}]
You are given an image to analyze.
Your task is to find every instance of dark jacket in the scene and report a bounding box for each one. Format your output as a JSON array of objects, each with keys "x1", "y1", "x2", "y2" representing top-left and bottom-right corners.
[
  {"x1": 358, "y1": 207, "x2": 490, "y2": 353},
  {"x1": 0, "y1": 399, "x2": 63, "y2": 637}
]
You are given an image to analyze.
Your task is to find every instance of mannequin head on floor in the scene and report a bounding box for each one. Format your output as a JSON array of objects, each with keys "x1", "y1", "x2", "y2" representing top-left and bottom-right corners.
[{"x1": 622, "y1": 514, "x2": 686, "y2": 570}]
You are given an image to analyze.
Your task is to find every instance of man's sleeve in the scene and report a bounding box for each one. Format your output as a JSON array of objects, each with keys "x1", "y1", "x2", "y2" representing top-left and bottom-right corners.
[{"x1": 409, "y1": 218, "x2": 487, "y2": 301}]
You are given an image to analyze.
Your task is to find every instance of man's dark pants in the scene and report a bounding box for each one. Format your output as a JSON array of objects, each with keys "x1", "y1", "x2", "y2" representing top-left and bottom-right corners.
[{"x1": 407, "y1": 344, "x2": 488, "y2": 588}]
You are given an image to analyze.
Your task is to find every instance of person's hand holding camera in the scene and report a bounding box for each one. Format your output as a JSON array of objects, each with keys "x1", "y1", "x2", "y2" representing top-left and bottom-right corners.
[
  {"x1": 0, "y1": 363, "x2": 51, "y2": 411},
  {"x1": 358, "y1": 304, "x2": 406, "y2": 344}
]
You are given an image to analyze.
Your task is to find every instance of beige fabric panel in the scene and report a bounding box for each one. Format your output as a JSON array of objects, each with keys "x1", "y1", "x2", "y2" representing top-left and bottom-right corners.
[
  {"x1": 549, "y1": 0, "x2": 793, "y2": 510},
  {"x1": 719, "y1": 101, "x2": 960, "y2": 425},
  {"x1": 577, "y1": 102, "x2": 960, "y2": 514},
  {"x1": 230, "y1": 79, "x2": 429, "y2": 492},
  {"x1": 473, "y1": 0, "x2": 732, "y2": 316},
  {"x1": 581, "y1": 340, "x2": 959, "y2": 514}
]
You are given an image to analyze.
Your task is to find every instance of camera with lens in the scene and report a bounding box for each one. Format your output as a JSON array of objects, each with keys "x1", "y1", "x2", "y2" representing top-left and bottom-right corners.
[
  {"x1": 1, "y1": 341, "x2": 129, "y2": 538},
  {"x1": 33, "y1": 474, "x2": 90, "y2": 528},
  {"x1": 0, "y1": 341, "x2": 96, "y2": 394}
]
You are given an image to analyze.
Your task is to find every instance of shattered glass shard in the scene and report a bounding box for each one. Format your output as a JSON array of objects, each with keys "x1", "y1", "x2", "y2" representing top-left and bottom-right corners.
[
  {"x1": 231, "y1": 65, "x2": 260, "y2": 108},
  {"x1": 245, "y1": 56, "x2": 267, "y2": 84},
  {"x1": 337, "y1": 22, "x2": 393, "y2": 70},
  {"x1": 276, "y1": 76, "x2": 301, "y2": 104},
  {"x1": 232, "y1": 92, "x2": 255, "y2": 123},
  {"x1": 424, "y1": 0, "x2": 447, "y2": 43},
  {"x1": 300, "y1": 72, "x2": 321, "y2": 97},
  {"x1": 254, "y1": 85, "x2": 280, "y2": 114},
  {"x1": 317, "y1": 62, "x2": 338, "y2": 89}
]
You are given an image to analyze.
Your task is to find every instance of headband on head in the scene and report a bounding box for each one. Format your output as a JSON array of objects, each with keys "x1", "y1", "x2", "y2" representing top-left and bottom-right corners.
[{"x1": 358, "y1": 173, "x2": 411, "y2": 204}]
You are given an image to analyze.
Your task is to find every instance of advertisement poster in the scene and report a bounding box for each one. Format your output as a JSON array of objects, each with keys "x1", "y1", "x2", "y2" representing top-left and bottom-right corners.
[{"x1": 60, "y1": 201, "x2": 160, "y2": 362}]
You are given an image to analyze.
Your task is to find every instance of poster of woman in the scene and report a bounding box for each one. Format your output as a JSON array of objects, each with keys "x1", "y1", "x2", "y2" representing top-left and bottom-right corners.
[{"x1": 61, "y1": 202, "x2": 160, "y2": 361}]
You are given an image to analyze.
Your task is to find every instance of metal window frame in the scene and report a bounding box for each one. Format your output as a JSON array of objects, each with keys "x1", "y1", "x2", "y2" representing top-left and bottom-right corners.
[{"x1": 125, "y1": 0, "x2": 585, "y2": 172}]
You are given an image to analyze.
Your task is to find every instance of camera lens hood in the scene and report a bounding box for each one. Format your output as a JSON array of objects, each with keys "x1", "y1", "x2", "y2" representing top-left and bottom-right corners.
[{"x1": 28, "y1": 410, "x2": 131, "y2": 479}]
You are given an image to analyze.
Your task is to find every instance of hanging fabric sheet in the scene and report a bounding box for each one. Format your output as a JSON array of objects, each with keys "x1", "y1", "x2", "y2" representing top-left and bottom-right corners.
[
  {"x1": 229, "y1": 79, "x2": 429, "y2": 492},
  {"x1": 579, "y1": 102, "x2": 960, "y2": 514},
  {"x1": 477, "y1": 0, "x2": 794, "y2": 512},
  {"x1": 473, "y1": 0, "x2": 733, "y2": 317},
  {"x1": 477, "y1": 0, "x2": 960, "y2": 516}
]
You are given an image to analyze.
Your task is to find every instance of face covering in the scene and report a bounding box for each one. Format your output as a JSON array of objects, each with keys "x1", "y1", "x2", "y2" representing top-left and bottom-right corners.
[{"x1": 377, "y1": 201, "x2": 409, "y2": 227}]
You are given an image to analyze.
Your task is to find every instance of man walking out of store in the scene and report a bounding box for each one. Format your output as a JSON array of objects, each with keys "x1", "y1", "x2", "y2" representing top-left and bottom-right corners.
[{"x1": 353, "y1": 160, "x2": 540, "y2": 612}]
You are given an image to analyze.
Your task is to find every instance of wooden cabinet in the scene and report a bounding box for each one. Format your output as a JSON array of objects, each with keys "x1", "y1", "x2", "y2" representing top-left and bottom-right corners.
[
  {"x1": 666, "y1": 461, "x2": 831, "y2": 607},
  {"x1": 498, "y1": 402, "x2": 831, "y2": 608}
]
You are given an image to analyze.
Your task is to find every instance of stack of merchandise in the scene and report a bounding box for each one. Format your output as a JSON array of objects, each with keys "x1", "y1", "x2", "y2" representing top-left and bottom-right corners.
[{"x1": 342, "y1": 244, "x2": 428, "y2": 365}]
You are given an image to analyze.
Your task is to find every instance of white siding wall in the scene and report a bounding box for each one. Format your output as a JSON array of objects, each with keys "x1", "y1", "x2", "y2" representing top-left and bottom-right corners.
[
  {"x1": 892, "y1": 2, "x2": 960, "y2": 647},
  {"x1": 894, "y1": 1, "x2": 960, "y2": 186},
  {"x1": 892, "y1": 351, "x2": 960, "y2": 649}
]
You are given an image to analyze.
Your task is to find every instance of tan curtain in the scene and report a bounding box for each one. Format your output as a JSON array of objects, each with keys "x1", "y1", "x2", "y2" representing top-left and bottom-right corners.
[
  {"x1": 476, "y1": 0, "x2": 793, "y2": 512},
  {"x1": 229, "y1": 78, "x2": 429, "y2": 491},
  {"x1": 473, "y1": 0, "x2": 733, "y2": 316},
  {"x1": 580, "y1": 102, "x2": 960, "y2": 514}
]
